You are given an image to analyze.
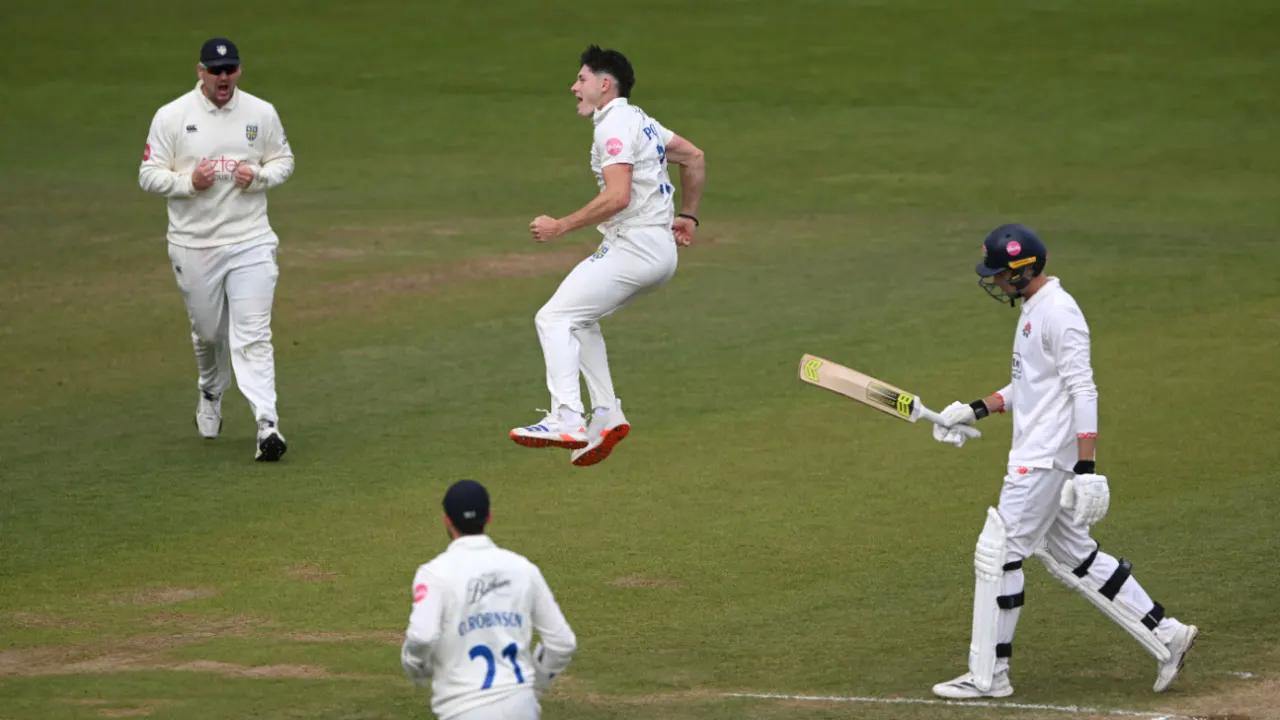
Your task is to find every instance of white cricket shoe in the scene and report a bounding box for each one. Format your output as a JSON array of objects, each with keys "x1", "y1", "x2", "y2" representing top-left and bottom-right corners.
[
  {"x1": 195, "y1": 391, "x2": 222, "y2": 439},
  {"x1": 255, "y1": 420, "x2": 287, "y2": 462},
  {"x1": 1153, "y1": 623, "x2": 1198, "y2": 692},
  {"x1": 571, "y1": 400, "x2": 631, "y2": 467},
  {"x1": 932, "y1": 671, "x2": 1014, "y2": 699},
  {"x1": 509, "y1": 412, "x2": 587, "y2": 450}
]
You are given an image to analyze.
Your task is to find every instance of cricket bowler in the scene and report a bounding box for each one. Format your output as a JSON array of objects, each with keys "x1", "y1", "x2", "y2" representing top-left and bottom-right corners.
[
  {"x1": 511, "y1": 45, "x2": 707, "y2": 467},
  {"x1": 930, "y1": 224, "x2": 1198, "y2": 698},
  {"x1": 139, "y1": 38, "x2": 293, "y2": 461},
  {"x1": 402, "y1": 480, "x2": 577, "y2": 719}
]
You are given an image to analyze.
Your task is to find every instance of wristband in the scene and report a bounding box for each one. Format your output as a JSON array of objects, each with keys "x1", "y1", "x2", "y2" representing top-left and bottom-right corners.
[
  {"x1": 1072, "y1": 460, "x2": 1096, "y2": 475},
  {"x1": 968, "y1": 399, "x2": 989, "y2": 421},
  {"x1": 677, "y1": 213, "x2": 699, "y2": 227}
]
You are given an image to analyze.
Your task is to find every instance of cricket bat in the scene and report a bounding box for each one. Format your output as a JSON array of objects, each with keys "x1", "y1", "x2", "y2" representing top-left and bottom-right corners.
[{"x1": 798, "y1": 354, "x2": 980, "y2": 439}]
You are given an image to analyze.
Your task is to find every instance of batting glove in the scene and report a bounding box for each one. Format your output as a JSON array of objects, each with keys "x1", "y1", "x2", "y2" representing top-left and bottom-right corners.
[
  {"x1": 932, "y1": 423, "x2": 971, "y2": 448},
  {"x1": 939, "y1": 401, "x2": 978, "y2": 427},
  {"x1": 1061, "y1": 461, "x2": 1110, "y2": 526}
]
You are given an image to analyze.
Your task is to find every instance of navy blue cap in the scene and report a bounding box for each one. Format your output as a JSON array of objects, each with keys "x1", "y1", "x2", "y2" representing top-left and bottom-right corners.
[
  {"x1": 443, "y1": 480, "x2": 490, "y2": 534},
  {"x1": 200, "y1": 38, "x2": 240, "y2": 68}
]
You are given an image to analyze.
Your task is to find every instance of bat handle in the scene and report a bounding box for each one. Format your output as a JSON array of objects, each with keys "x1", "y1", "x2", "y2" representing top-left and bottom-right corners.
[{"x1": 917, "y1": 405, "x2": 983, "y2": 439}]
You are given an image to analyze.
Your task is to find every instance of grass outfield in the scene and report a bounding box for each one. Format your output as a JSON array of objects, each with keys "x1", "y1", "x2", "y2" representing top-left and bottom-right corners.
[{"x1": 3, "y1": 1, "x2": 1279, "y2": 719}]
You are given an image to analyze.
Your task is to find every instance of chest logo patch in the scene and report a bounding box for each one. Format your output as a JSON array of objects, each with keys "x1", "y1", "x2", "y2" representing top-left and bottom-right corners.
[
  {"x1": 245, "y1": 124, "x2": 258, "y2": 142},
  {"x1": 605, "y1": 137, "x2": 623, "y2": 156},
  {"x1": 413, "y1": 583, "x2": 429, "y2": 604},
  {"x1": 1022, "y1": 321, "x2": 1032, "y2": 338}
]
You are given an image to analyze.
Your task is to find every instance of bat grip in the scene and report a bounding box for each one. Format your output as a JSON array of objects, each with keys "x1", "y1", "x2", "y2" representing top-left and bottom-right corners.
[{"x1": 918, "y1": 406, "x2": 983, "y2": 439}]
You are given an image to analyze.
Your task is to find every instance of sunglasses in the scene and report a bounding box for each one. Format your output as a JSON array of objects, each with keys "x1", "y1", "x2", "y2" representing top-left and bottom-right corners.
[{"x1": 204, "y1": 65, "x2": 239, "y2": 76}]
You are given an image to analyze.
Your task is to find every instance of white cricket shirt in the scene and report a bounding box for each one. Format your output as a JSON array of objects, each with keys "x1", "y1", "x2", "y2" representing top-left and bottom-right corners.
[
  {"x1": 402, "y1": 535, "x2": 576, "y2": 720},
  {"x1": 1002, "y1": 277, "x2": 1100, "y2": 470},
  {"x1": 590, "y1": 98, "x2": 676, "y2": 235},
  {"x1": 139, "y1": 84, "x2": 294, "y2": 248}
]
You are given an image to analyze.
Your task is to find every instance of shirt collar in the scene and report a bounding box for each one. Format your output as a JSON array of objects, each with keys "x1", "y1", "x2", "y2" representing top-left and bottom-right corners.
[
  {"x1": 447, "y1": 534, "x2": 496, "y2": 552},
  {"x1": 194, "y1": 82, "x2": 239, "y2": 113},
  {"x1": 592, "y1": 97, "x2": 629, "y2": 126},
  {"x1": 1021, "y1": 276, "x2": 1061, "y2": 310}
]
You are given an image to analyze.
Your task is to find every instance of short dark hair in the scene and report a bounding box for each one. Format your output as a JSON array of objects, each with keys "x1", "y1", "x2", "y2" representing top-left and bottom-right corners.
[{"x1": 580, "y1": 45, "x2": 635, "y2": 98}]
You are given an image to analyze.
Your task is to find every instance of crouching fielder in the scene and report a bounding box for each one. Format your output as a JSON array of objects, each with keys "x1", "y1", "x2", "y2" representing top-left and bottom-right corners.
[
  {"x1": 402, "y1": 480, "x2": 577, "y2": 720},
  {"x1": 930, "y1": 224, "x2": 1198, "y2": 699},
  {"x1": 511, "y1": 44, "x2": 706, "y2": 467}
]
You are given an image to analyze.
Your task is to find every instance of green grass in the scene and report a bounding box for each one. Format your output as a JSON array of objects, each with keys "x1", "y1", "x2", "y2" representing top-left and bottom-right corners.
[{"x1": 3, "y1": 1, "x2": 1279, "y2": 718}]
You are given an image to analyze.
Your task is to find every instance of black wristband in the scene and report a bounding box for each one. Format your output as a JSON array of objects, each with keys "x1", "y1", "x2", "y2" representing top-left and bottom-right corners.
[
  {"x1": 677, "y1": 213, "x2": 699, "y2": 227},
  {"x1": 1073, "y1": 460, "x2": 1096, "y2": 475},
  {"x1": 968, "y1": 399, "x2": 989, "y2": 421}
]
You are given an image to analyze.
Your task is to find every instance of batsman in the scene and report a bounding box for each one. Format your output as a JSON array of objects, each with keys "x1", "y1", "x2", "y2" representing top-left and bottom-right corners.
[{"x1": 930, "y1": 224, "x2": 1198, "y2": 699}]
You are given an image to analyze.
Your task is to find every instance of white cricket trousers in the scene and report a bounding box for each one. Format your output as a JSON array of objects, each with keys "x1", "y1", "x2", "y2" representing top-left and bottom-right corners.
[
  {"x1": 168, "y1": 238, "x2": 280, "y2": 424},
  {"x1": 445, "y1": 690, "x2": 540, "y2": 720},
  {"x1": 988, "y1": 465, "x2": 1185, "y2": 670},
  {"x1": 535, "y1": 226, "x2": 678, "y2": 415}
]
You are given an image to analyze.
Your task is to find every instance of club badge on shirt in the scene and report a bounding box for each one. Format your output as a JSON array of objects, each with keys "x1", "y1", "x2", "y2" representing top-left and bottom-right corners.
[{"x1": 246, "y1": 124, "x2": 258, "y2": 142}]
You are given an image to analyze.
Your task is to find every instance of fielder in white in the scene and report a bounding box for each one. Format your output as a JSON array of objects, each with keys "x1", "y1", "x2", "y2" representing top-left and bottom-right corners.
[
  {"x1": 139, "y1": 38, "x2": 293, "y2": 461},
  {"x1": 511, "y1": 45, "x2": 706, "y2": 467},
  {"x1": 930, "y1": 224, "x2": 1198, "y2": 699},
  {"x1": 402, "y1": 480, "x2": 577, "y2": 720}
]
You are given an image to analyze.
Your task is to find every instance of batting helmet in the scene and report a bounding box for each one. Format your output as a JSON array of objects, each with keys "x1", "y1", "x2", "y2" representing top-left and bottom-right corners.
[{"x1": 976, "y1": 223, "x2": 1047, "y2": 305}]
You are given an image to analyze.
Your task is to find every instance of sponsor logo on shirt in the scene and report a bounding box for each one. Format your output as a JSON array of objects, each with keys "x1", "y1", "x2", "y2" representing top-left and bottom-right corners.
[
  {"x1": 605, "y1": 137, "x2": 623, "y2": 156},
  {"x1": 186, "y1": 124, "x2": 199, "y2": 133},
  {"x1": 142, "y1": 143, "x2": 151, "y2": 161},
  {"x1": 1011, "y1": 352, "x2": 1023, "y2": 381},
  {"x1": 466, "y1": 573, "x2": 512, "y2": 604},
  {"x1": 413, "y1": 583, "x2": 429, "y2": 604}
]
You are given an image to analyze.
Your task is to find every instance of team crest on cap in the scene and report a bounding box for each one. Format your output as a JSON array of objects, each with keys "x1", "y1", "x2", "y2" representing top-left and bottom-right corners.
[
  {"x1": 217, "y1": 45, "x2": 228, "y2": 56},
  {"x1": 245, "y1": 124, "x2": 258, "y2": 141}
]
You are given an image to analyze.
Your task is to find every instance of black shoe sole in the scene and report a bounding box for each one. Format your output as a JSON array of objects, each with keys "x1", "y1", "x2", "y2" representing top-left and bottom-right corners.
[{"x1": 256, "y1": 435, "x2": 287, "y2": 462}]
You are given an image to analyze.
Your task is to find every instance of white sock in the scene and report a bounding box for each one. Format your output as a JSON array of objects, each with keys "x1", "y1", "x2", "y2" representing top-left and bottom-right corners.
[{"x1": 558, "y1": 406, "x2": 582, "y2": 426}]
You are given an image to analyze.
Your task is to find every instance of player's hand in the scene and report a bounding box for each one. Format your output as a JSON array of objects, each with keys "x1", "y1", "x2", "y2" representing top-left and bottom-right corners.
[
  {"x1": 530, "y1": 215, "x2": 564, "y2": 242},
  {"x1": 931, "y1": 423, "x2": 972, "y2": 448},
  {"x1": 192, "y1": 159, "x2": 216, "y2": 191},
  {"x1": 672, "y1": 216, "x2": 696, "y2": 246},
  {"x1": 233, "y1": 162, "x2": 257, "y2": 188},
  {"x1": 939, "y1": 400, "x2": 977, "y2": 427},
  {"x1": 1061, "y1": 472, "x2": 1110, "y2": 526}
]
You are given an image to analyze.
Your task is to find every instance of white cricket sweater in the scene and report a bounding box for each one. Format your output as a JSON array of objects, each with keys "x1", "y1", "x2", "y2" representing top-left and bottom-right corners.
[
  {"x1": 996, "y1": 277, "x2": 1100, "y2": 471},
  {"x1": 402, "y1": 535, "x2": 577, "y2": 720},
  {"x1": 139, "y1": 83, "x2": 293, "y2": 248}
]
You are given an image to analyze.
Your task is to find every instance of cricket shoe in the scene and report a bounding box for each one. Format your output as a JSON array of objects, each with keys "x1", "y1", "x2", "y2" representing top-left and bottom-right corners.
[
  {"x1": 195, "y1": 391, "x2": 222, "y2": 439},
  {"x1": 931, "y1": 671, "x2": 1013, "y2": 699},
  {"x1": 1153, "y1": 623, "x2": 1198, "y2": 692},
  {"x1": 509, "y1": 411, "x2": 588, "y2": 450},
  {"x1": 571, "y1": 400, "x2": 631, "y2": 467},
  {"x1": 255, "y1": 420, "x2": 287, "y2": 462}
]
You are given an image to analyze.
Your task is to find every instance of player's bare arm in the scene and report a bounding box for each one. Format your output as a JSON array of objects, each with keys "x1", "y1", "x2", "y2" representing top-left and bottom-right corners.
[
  {"x1": 664, "y1": 134, "x2": 705, "y2": 246},
  {"x1": 529, "y1": 163, "x2": 633, "y2": 242}
]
